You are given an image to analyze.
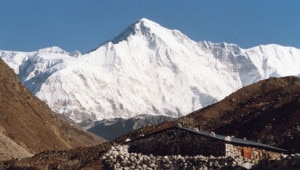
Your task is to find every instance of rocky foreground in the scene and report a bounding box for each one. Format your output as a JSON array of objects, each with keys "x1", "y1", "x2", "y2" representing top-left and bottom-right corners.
[
  {"x1": 1, "y1": 142, "x2": 299, "y2": 169},
  {"x1": 103, "y1": 145, "x2": 300, "y2": 170}
]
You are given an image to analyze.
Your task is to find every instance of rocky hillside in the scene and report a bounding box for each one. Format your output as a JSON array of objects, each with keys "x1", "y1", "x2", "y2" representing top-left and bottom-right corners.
[
  {"x1": 0, "y1": 143, "x2": 111, "y2": 169},
  {"x1": 0, "y1": 132, "x2": 32, "y2": 161},
  {"x1": 0, "y1": 59, "x2": 104, "y2": 161},
  {"x1": 184, "y1": 76, "x2": 300, "y2": 152},
  {"x1": 116, "y1": 76, "x2": 300, "y2": 153},
  {"x1": 2, "y1": 142, "x2": 299, "y2": 169},
  {"x1": 1, "y1": 76, "x2": 299, "y2": 169}
]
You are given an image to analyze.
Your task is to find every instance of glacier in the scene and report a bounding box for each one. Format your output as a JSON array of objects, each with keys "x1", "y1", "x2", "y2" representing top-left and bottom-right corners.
[{"x1": 1, "y1": 18, "x2": 300, "y2": 123}]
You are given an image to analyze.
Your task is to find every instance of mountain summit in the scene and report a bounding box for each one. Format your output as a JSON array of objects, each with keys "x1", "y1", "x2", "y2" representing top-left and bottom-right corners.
[
  {"x1": 114, "y1": 18, "x2": 194, "y2": 56},
  {"x1": 1, "y1": 18, "x2": 300, "y2": 123},
  {"x1": 111, "y1": 18, "x2": 188, "y2": 46},
  {"x1": 111, "y1": 18, "x2": 160, "y2": 43}
]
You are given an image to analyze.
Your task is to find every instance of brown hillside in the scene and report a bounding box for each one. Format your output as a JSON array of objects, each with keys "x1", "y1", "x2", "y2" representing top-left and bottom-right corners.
[
  {"x1": 182, "y1": 76, "x2": 300, "y2": 152},
  {"x1": 116, "y1": 77, "x2": 300, "y2": 153},
  {"x1": 2, "y1": 76, "x2": 300, "y2": 169},
  {"x1": 0, "y1": 142, "x2": 111, "y2": 169},
  {"x1": 0, "y1": 59, "x2": 104, "y2": 161}
]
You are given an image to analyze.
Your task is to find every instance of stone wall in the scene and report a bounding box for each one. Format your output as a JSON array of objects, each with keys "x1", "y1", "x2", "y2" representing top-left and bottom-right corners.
[
  {"x1": 128, "y1": 128, "x2": 225, "y2": 156},
  {"x1": 128, "y1": 127, "x2": 284, "y2": 162},
  {"x1": 226, "y1": 143, "x2": 282, "y2": 163},
  {"x1": 103, "y1": 145, "x2": 299, "y2": 170},
  {"x1": 102, "y1": 145, "x2": 255, "y2": 170}
]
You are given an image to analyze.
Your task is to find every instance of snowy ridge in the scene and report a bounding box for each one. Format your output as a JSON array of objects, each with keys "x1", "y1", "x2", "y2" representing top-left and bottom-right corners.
[{"x1": 1, "y1": 18, "x2": 300, "y2": 123}]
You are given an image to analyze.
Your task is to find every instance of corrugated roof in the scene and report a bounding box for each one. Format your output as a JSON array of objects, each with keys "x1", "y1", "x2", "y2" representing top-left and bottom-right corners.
[
  {"x1": 129, "y1": 125, "x2": 287, "y2": 152},
  {"x1": 179, "y1": 126, "x2": 287, "y2": 152}
]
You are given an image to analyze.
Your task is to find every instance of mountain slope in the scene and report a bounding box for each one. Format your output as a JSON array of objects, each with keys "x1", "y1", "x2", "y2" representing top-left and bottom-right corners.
[
  {"x1": 183, "y1": 76, "x2": 300, "y2": 152},
  {"x1": 83, "y1": 114, "x2": 175, "y2": 140},
  {"x1": 1, "y1": 18, "x2": 300, "y2": 123},
  {"x1": 0, "y1": 132, "x2": 32, "y2": 161},
  {"x1": 0, "y1": 142, "x2": 111, "y2": 169},
  {"x1": 115, "y1": 76, "x2": 300, "y2": 152},
  {"x1": 0, "y1": 59, "x2": 104, "y2": 161},
  {"x1": 1, "y1": 77, "x2": 300, "y2": 169}
]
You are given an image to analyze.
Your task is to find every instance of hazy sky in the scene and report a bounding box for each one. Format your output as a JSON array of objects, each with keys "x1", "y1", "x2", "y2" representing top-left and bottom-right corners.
[{"x1": 0, "y1": 1, "x2": 299, "y2": 53}]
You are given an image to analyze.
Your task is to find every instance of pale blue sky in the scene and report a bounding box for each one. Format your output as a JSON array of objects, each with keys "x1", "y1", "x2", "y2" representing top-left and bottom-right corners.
[{"x1": 0, "y1": 1, "x2": 299, "y2": 53}]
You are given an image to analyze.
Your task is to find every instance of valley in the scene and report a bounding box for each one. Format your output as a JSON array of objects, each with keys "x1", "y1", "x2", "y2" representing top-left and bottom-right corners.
[{"x1": 0, "y1": 18, "x2": 299, "y2": 169}]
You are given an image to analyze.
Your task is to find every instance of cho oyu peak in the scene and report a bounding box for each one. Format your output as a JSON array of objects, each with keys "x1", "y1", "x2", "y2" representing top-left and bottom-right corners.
[
  {"x1": 110, "y1": 18, "x2": 190, "y2": 46},
  {"x1": 1, "y1": 18, "x2": 300, "y2": 123}
]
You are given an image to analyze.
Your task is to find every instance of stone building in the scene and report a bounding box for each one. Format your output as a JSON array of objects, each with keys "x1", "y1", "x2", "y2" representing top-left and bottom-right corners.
[{"x1": 127, "y1": 126, "x2": 286, "y2": 162}]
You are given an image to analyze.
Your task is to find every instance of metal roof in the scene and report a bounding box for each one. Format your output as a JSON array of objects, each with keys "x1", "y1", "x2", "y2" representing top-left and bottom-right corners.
[
  {"x1": 178, "y1": 126, "x2": 287, "y2": 152},
  {"x1": 129, "y1": 125, "x2": 287, "y2": 152}
]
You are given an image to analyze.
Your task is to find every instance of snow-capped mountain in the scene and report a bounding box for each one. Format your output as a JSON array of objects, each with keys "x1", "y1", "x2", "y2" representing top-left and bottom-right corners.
[
  {"x1": 81, "y1": 114, "x2": 175, "y2": 140},
  {"x1": 1, "y1": 18, "x2": 300, "y2": 123}
]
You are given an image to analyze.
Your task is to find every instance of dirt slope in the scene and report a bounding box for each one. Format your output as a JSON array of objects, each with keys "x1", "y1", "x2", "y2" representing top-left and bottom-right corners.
[
  {"x1": 0, "y1": 142, "x2": 111, "y2": 169},
  {"x1": 2, "y1": 76, "x2": 299, "y2": 169},
  {"x1": 183, "y1": 76, "x2": 300, "y2": 152},
  {"x1": 0, "y1": 59, "x2": 104, "y2": 161},
  {"x1": 116, "y1": 77, "x2": 300, "y2": 153},
  {"x1": 0, "y1": 130, "x2": 32, "y2": 161}
]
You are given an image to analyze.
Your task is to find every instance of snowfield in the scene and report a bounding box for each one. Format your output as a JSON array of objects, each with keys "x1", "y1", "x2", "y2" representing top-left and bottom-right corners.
[{"x1": 1, "y1": 18, "x2": 300, "y2": 123}]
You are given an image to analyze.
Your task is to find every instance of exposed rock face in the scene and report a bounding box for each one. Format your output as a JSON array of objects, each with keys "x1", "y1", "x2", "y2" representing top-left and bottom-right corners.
[{"x1": 0, "y1": 59, "x2": 104, "y2": 161}]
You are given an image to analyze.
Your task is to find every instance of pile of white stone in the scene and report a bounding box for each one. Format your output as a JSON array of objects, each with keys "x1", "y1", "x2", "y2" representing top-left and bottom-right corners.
[{"x1": 102, "y1": 145, "x2": 254, "y2": 169}]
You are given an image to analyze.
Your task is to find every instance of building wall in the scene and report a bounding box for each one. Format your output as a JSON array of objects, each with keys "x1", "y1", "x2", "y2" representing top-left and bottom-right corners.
[
  {"x1": 128, "y1": 127, "x2": 283, "y2": 161},
  {"x1": 129, "y1": 128, "x2": 225, "y2": 156},
  {"x1": 225, "y1": 144, "x2": 282, "y2": 162}
]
